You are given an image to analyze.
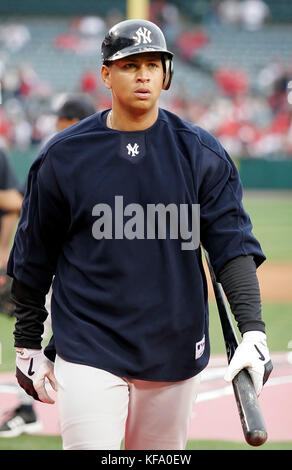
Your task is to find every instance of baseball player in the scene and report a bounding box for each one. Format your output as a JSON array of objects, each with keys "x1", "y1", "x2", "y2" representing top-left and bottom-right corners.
[{"x1": 7, "y1": 19, "x2": 272, "y2": 450}]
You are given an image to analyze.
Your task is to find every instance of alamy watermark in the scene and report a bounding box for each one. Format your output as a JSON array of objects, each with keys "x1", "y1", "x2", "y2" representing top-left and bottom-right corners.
[{"x1": 92, "y1": 196, "x2": 200, "y2": 250}]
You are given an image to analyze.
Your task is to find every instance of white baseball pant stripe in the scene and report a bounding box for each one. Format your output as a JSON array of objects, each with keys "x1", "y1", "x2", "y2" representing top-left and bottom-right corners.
[{"x1": 54, "y1": 355, "x2": 201, "y2": 450}]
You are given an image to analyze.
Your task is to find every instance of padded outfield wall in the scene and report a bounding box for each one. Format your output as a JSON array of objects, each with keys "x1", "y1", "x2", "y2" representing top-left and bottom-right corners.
[{"x1": 9, "y1": 148, "x2": 292, "y2": 190}]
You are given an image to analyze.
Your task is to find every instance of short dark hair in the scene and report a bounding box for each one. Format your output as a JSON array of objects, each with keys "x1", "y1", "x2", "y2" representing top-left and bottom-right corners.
[{"x1": 57, "y1": 95, "x2": 96, "y2": 121}]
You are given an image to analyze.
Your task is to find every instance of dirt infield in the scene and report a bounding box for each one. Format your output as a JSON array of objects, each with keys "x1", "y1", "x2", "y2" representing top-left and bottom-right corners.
[
  {"x1": 256, "y1": 263, "x2": 292, "y2": 302},
  {"x1": 206, "y1": 262, "x2": 292, "y2": 303}
]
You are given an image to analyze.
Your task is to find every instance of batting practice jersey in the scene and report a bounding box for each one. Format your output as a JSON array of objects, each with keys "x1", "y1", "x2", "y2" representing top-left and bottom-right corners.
[{"x1": 8, "y1": 108, "x2": 265, "y2": 381}]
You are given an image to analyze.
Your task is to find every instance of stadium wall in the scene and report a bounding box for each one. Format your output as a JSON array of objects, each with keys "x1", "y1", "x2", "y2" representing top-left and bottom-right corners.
[
  {"x1": 9, "y1": 149, "x2": 292, "y2": 190},
  {"x1": 239, "y1": 159, "x2": 292, "y2": 189}
]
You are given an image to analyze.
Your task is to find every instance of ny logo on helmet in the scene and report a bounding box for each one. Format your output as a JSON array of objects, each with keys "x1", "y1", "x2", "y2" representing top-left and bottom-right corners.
[
  {"x1": 133, "y1": 27, "x2": 152, "y2": 45},
  {"x1": 127, "y1": 143, "x2": 139, "y2": 157}
]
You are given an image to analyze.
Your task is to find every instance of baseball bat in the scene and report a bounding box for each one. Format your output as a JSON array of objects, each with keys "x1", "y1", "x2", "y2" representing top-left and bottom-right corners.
[{"x1": 203, "y1": 249, "x2": 268, "y2": 447}]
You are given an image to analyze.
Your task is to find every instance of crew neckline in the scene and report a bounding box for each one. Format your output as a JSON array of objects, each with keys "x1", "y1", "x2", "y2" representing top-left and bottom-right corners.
[{"x1": 101, "y1": 108, "x2": 162, "y2": 134}]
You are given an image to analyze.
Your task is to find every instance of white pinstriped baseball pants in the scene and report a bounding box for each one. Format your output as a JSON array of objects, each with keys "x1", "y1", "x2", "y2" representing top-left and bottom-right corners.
[{"x1": 54, "y1": 355, "x2": 201, "y2": 450}]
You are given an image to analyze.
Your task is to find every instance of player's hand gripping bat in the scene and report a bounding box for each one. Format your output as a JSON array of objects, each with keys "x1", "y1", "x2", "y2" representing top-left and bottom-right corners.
[{"x1": 204, "y1": 249, "x2": 268, "y2": 446}]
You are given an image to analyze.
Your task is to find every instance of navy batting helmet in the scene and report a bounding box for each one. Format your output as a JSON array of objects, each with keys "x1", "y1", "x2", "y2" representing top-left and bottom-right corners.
[{"x1": 101, "y1": 19, "x2": 174, "y2": 90}]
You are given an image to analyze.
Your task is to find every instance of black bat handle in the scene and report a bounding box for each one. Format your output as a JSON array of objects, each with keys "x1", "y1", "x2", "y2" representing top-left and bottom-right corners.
[{"x1": 210, "y1": 274, "x2": 238, "y2": 363}]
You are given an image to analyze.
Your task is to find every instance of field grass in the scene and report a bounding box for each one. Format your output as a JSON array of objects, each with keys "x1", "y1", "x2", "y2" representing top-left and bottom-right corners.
[
  {"x1": 0, "y1": 191, "x2": 291, "y2": 451},
  {"x1": 0, "y1": 435, "x2": 291, "y2": 451},
  {"x1": 186, "y1": 440, "x2": 292, "y2": 450},
  {"x1": 0, "y1": 434, "x2": 62, "y2": 450},
  {"x1": 242, "y1": 191, "x2": 292, "y2": 262},
  {"x1": 208, "y1": 301, "x2": 292, "y2": 354}
]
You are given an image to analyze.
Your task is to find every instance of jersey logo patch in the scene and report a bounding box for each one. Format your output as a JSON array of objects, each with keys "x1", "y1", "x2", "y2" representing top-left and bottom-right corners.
[
  {"x1": 133, "y1": 27, "x2": 152, "y2": 45},
  {"x1": 28, "y1": 358, "x2": 35, "y2": 376},
  {"x1": 254, "y1": 344, "x2": 265, "y2": 361},
  {"x1": 127, "y1": 143, "x2": 140, "y2": 157},
  {"x1": 195, "y1": 335, "x2": 205, "y2": 360}
]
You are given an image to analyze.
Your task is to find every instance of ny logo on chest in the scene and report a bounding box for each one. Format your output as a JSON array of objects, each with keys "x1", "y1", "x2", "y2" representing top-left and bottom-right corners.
[{"x1": 127, "y1": 143, "x2": 140, "y2": 157}]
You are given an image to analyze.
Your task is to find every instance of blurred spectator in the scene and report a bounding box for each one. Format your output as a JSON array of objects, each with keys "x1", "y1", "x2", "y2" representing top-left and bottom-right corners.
[
  {"x1": 18, "y1": 65, "x2": 40, "y2": 97},
  {"x1": 239, "y1": 0, "x2": 270, "y2": 31},
  {"x1": 75, "y1": 16, "x2": 106, "y2": 37},
  {"x1": 269, "y1": 68, "x2": 292, "y2": 113},
  {"x1": 150, "y1": 1, "x2": 182, "y2": 45},
  {"x1": 0, "y1": 23, "x2": 30, "y2": 52},
  {"x1": 54, "y1": 33, "x2": 81, "y2": 52},
  {"x1": 257, "y1": 59, "x2": 287, "y2": 96},
  {"x1": 150, "y1": 0, "x2": 168, "y2": 27},
  {"x1": 217, "y1": 0, "x2": 270, "y2": 30},
  {"x1": 55, "y1": 15, "x2": 106, "y2": 54},
  {"x1": 32, "y1": 113, "x2": 57, "y2": 145},
  {"x1": 2, "y1": 64, "x2": 51, "y2": 102},
  {"x1": 286, "y1": 118, "x2": 292, "y2": 156},
  {"x1": 53, "y1": 93, "x2": 96, "y2": 132},
  {"x1": 218, "y1": 0, "x2": 242, "y2": 26},
  {"x1": 12, "y1": 117, "x2": 32, "y2": 150},
  {"x1": 214, "y1": 67, "x2": 249, "y2": 97},
  {"x1": 37, "y1": 92, "x2": 97, "y2": 147},
  {"x1": 202, "y1": 0, "x2": 222, "y2": 27},
  {"x1": 80, "y1": 70, "x2": 99, "y2": 95},
  {"x1": 0, "y1": 150, "x2": 21, "y2": 269},
  {"x1": 0, "y1": 13, "x2": 291, "y2": 161},
  {"x1": 2, "y1": 66, "x2": 20, "y2": 99},
  {"x1": 0, "y1": 107, "x2": 13, "y2": 147},
  {"x1": 176, "y1": 30, "x2": 209, "y2": 61},
  {"x1": 2, "y1": 97, "x2": 31, "y2": 149}
]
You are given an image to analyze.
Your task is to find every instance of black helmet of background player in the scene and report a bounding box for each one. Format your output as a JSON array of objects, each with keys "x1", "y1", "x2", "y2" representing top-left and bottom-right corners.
[
  {"x1": 56, "y1": 95, "x2": 96, "y2": 131},
  {"x1": 101, "y1": 19, "x2": 174, "y2": 90}
]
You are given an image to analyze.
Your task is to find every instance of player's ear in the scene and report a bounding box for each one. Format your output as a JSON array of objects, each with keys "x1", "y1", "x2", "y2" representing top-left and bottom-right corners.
[{"x1": 101, "y1": 64, "x2": 112, "y2": 90}]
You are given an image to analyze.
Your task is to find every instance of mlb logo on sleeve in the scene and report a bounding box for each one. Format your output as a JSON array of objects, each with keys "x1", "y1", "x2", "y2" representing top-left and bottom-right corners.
[{"x1": 195, "y1": 335, "x2": 205, "y2": 359}]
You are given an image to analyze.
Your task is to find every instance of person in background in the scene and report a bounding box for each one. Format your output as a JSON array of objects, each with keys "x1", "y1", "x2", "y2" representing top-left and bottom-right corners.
[
  {"x1": 0, "y1": 150, "x2": 22, "y2": 272},
  {"x1": 0, "y1": 189, "x2": 22, "y2": 213},
  {"x1": 0, "y1": 174, "x2": 23, "y2": 320}
]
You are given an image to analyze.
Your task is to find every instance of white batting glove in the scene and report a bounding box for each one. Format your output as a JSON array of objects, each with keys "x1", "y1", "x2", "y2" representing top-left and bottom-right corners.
[
  {"x1": 224, "y1": 331, "x2": 273, "y2": 396},
  {"x1": 16, "y1": 348, "x2": 58, "y2": 404}
]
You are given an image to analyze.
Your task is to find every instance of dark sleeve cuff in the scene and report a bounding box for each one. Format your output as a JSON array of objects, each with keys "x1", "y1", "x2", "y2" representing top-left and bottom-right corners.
[
  {"x1": 11, "y1": 278, "x2": 48, "y2": 348},
  {"x1": 218, "y1": 255, "x2": 266, "y2": 336}
]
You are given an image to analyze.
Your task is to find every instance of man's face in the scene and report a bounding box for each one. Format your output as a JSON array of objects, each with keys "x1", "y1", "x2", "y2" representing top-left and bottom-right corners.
[{"x1": 101, "y1": 52, "x2": 164, "y2": 114}]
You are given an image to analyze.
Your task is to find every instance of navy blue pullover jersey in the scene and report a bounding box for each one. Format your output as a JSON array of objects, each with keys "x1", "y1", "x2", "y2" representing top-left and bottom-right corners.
[{"x1": 8, "y1": 108, "x2": 265, "y2": 381}]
